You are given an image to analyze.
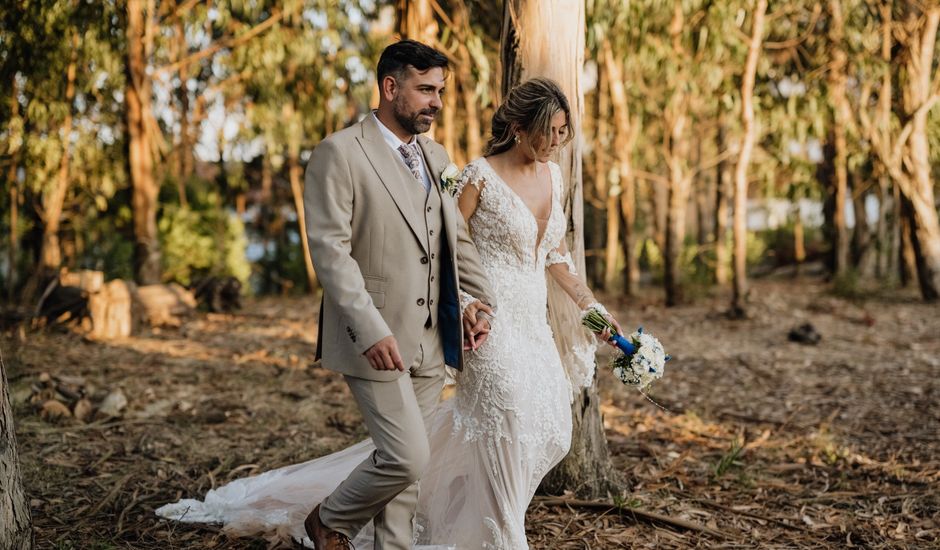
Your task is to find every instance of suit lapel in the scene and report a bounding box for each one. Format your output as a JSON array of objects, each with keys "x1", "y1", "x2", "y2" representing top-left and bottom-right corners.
[
  {"x1": 418, "y1": 136, "x2": 459, "y2": 254},
  {"x1": 357, "y1": 116, "x2": 428, "y2": 254}
]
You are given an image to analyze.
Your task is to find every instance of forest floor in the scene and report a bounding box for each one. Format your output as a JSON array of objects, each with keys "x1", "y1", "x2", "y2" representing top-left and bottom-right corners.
[{"x1": 3, "y1": 276, "x2": 938, "y2": 549}]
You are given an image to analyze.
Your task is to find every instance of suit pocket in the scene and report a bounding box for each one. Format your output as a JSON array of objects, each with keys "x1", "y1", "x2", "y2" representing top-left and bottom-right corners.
[{"x1": 363, "y1": 275, "x2": 386, "y2": 309}]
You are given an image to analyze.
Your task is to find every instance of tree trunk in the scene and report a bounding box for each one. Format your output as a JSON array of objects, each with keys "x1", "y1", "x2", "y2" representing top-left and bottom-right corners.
[
  {"x1": 899, "y1": 194, "x2": 918, "y2": 288},
  {"x1": 827, "y1": 0, "x2": 850, "y2": 277},
  {"x1": 1, "y1": 353, "x2": 33, "y2": 549},
  {"x1": 126, "y1": 0, "x2": 162, "y2": 284},
  {"x1": 7, "y1": 76, "x2": 21, "y2": 301},
  {"x1": 663, "y1": 3, "x2": 689, "y2": 307},
  {"x1": 397, "y1": 0, "x2": 438, "y2": 140},
  {"x1": 715, "y1": 112, "x2": 730, "y2": 285},
  {"x1": 602, "y1": 39, "x2": 636, "y2": 295},
  {"x1": 851, "y1": 174, "x2": 875, "y2": 277},
  {"x1": 40, "y1": 30, "x2": 79, "y2": 271},
  {"x1": 899, "y1": 7, "x2": 940, "y2": 300},
  {"x1": 442, "y1": 77, "x2": 458, "y2": 162},
  {"x1": 731, "y1": 0, "x2": 767, "y2": 316},
  {"x1": 874, "y1": 176, "x2": 892, "y2": 280},
  {"x1": 589, "y1": 65, "x2": 609, "y2": 287},
  {"x1": 286, "y1": 104, "x2": 319, "y2": 294},
  {"x1": 501, "y1": 0, "x2": 617, "y2": 498},
  {"x1": 174, "y1": 15, "x2": 191, "y2": 205},
  {"x1": 453, "y1": 0, "x2": 481, "y2": 161},
  {"x1": 793, "y1": 205, "x2": 806, "y2": 277}
]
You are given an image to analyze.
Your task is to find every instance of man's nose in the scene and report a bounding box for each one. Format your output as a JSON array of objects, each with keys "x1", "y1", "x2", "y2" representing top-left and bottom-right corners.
[{"x1": 430, "y1": 92, "x2": 443, "y2": 110}]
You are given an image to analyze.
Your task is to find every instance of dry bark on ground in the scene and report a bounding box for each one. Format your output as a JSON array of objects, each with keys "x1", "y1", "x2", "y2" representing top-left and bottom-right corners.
[{"x1": 3, "y1": 278, "x2": 937, "y2": 549}]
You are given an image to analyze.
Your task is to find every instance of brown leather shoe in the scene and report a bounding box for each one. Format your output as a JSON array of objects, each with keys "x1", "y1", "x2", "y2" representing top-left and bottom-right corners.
[{"x1": 304, "y1": 504, "x2": 351, "y2": 550}]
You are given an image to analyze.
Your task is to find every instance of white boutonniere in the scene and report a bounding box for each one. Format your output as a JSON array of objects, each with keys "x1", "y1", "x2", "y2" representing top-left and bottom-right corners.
[{"x1": 440, "y1": 163, "x2": 460, "y2": 196}]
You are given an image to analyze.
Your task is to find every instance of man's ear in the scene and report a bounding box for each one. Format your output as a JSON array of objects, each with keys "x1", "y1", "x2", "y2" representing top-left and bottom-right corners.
[{"x1": 380, "y1": 75, "x2": 398, "y2": 102}]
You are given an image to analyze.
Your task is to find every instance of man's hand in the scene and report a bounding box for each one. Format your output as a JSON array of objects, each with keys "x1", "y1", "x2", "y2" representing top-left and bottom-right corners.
[
  {"x1": 364, "y1": 335, "x2": 405, "y2": 371},
  {"x1": 462, "y1": 300, "x2": 494, "y2": 350}
]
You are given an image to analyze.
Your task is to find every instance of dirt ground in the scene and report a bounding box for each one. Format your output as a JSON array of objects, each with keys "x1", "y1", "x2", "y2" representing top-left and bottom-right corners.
[{"x1": 3, "y1": 277, "x2": 938, "y2": 549}]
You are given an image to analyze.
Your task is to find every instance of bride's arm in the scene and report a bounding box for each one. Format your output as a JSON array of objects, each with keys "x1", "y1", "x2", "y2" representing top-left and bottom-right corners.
[
  {"x1": 456, "y1": 175, "x2": 483, "y2": 222},
  {"x1": 546, "y1": 240, "x2": 622, "y2": 340}
]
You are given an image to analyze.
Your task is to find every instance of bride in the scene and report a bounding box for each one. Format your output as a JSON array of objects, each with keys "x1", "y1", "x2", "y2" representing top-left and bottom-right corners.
[{"x1": 157, "y1": 77, "x2": 621, "y2": 549}]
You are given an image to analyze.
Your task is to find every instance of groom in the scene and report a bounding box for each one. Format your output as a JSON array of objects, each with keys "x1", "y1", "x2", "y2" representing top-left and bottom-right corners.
[{"x1": 302, "y1": 40, "x2": 495, "y2": 549}]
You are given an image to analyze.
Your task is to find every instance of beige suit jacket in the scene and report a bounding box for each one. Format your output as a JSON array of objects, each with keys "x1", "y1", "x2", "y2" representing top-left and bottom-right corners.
[{"x1": 303, "y1": 115, "x2": 494, "y2": 381}]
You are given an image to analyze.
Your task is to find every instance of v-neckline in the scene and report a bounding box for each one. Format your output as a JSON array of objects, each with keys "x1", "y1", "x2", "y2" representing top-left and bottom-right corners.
[{"x1": 480, "y1": 157, "x2": 555, "y2": 253}]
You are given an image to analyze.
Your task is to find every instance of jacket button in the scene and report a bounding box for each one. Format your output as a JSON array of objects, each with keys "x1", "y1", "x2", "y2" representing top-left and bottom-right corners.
[
  {"x1": 420, "y1": 257, "x2": 428, "y2": 264},
  {"x1": 430, "y1": 275, "x2": 435, "y2": 282},
  {"x1": 429, "y1": 229, "x2": 435, "y2": 236},
  {"x1": 417, "y1": 298, "x2": 426, "y2": 306},
  {"x1": 429, "y1": 299, "x2": 434, "y2": 305},
  {"x1": 426, "y1": 206, "x2": 432, "y2": 213},
  {"x1": 430, "y1": 253, "x2": 436, "y2": 259}
]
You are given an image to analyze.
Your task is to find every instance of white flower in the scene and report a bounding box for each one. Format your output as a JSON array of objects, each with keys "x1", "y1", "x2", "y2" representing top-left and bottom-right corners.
[{"x1": 440, "y1": 163, "x2": 460, "y2": 195}]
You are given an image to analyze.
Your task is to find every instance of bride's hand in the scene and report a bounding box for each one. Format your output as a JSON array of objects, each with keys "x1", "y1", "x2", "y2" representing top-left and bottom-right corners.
[
  {"x1": 596, "y1": 313, "x2": 623, "y2": 348},
  {"x1": 463, "y1": 300, "x2": 494, "y2": 350}
]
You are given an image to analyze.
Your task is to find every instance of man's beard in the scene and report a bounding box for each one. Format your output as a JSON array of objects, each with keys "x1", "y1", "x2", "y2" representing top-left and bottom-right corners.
[{"x1": 394, "y1": 100, "x2": 437, "y2": 135}]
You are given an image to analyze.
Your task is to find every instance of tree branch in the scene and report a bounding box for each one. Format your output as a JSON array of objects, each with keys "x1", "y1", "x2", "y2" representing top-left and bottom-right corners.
[
  {"x1": 154, "y1": 9, "x2": 285, "y2": 77},
  {"x1": 764, "y1": 3, "x2": 822, "y2": 50}
]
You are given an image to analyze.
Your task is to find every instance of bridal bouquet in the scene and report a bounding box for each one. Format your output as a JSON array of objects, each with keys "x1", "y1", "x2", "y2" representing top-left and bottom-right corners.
[{"x1": 582, "y1": 306, "x2": 670, "y2": 391}]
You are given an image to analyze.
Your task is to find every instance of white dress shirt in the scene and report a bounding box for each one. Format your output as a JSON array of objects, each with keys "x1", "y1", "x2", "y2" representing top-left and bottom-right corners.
[{"x1": 373, "y1": 112, "x2": 432, "y2": 193}]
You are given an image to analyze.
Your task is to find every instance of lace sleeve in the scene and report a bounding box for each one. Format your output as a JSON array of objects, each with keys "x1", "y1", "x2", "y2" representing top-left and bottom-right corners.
[
  {"x1": 454, "y1": 161, "x2": 487, "y2": 199},
  {"x1": 546, "y1": 249, "x2": 576, "y2": 274}
]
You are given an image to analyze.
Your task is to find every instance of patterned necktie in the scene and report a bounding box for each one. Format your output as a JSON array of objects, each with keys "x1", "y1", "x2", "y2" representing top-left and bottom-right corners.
[{"x1": 397, "y1": 143, "x2": 424, "y2": 185}]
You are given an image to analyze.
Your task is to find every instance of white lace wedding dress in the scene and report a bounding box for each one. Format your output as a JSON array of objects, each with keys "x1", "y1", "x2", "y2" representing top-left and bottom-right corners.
[{"x1": 156, "y1": 158, "x2": 596, "y2": 549}]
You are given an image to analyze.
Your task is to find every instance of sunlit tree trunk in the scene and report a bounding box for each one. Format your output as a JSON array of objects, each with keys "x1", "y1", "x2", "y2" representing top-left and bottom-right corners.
[
  {"x1": 40, "y1": 30, "x2": 79, "y2": 271},
  {"x1": 861, "y1": 4, "x2": 940, "y2": 299},
  {"x1": 827, "y1": 0, "x2": 850, "y2": 277},
  {"x1": 1, "y1": 356, "x2": 32, "y2": 549},
  {"x1": 397, "y1": 0, "x2": 438, "y2": 140},
  {"x1": 731, "y1": 0, "x2": 767, "y2": 316},
  {"x1": 602, "y1": 38, "x2": 636, "y2": 295},
  {"x1": 793, "y1": 205, "x2": 806, "y2": 277},
  {"x1": 285, "y1": 103, "x2": 318, "y2": 293},
  {"x1": 453, "y1": 0, "x2": 482, "y2": 161},
  {"x1": 125, "y1": 0, "x2": 162, "y2": 284},
  {"x1": 501, "y1": 0, "x2": 616, "y2": 498},
  {"x1": 899, "y1": 7, "x2": 940, "y2": 300},
  {"x1": 442, "y1": 77, "x2": 458, "y2": 161}
]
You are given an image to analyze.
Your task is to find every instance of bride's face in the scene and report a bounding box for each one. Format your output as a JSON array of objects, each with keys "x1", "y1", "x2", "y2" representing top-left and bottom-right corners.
[{"x1": 520, "y1": 110, "x2": 569, "y2": 162}]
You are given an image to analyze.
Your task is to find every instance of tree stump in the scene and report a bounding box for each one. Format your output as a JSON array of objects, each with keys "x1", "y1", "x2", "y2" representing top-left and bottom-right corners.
[
  {"x1": 135, "y1": 283, "x2": 196, "y2": 327},
  {"x1": 88, "y1": 280, "x2": 136, "y2": 340}
]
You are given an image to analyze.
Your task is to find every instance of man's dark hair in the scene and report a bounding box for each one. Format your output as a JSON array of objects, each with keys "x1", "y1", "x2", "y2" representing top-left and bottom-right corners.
[{"x1": 376, "y1": 40, "x2": 449, "y2": 83}]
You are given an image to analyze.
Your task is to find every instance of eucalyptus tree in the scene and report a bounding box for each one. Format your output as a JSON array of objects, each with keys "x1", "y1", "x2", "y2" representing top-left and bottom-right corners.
[
  {"x1": 0, "y1": 1, "x2": 125, "y2": 288},
  {"x1": 587, "y1": 0, "x2": 641, "y2": 295},
  {"x1": 499, "y1": 0, "x2": 619, "y2": 499},
  {"x1": 121, "y1": 0, "x2": 288, "y2": 284},
  {"x1": 0, "y1": 352, "x2": 31, "y2": 548},
  {"x1": 857, "y1": 3, "x2": 940, "y2": 300},
  {"x1": 731, "y1": 0, "x2": 769, "y2": 316},
  {"x1": 223, "y1": 1, "x2": 379, "y2": 293}
]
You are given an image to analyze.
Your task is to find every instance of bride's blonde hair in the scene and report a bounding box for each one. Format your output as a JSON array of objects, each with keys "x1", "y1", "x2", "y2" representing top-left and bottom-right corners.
[{"x1": 484, "y1": 77, "x2": 573, "y2": 156}]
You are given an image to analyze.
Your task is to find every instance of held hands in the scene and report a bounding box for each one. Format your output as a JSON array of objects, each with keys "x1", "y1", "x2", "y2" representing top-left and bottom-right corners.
[
  {"x1": 364, "y1": 335, "x2": 405, "y2": 371},
  {"x1": 462, "y1": 300, "x2": 494, "y2": 351}
]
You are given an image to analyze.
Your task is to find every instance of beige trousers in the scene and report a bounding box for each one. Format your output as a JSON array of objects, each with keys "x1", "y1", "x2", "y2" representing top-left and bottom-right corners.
[{"x1": 319, "y1": 325, "x2": 444, "y2": 549}]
